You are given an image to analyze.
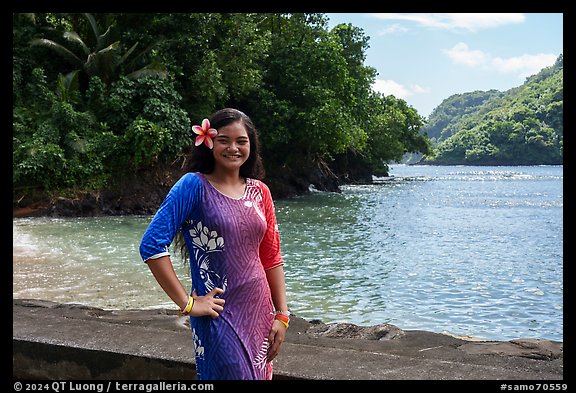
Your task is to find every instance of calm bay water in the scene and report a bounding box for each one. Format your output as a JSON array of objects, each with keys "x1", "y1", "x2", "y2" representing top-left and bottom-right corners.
[{"x1": 13, "y1": 165, "x2": 563, "y2": 341}]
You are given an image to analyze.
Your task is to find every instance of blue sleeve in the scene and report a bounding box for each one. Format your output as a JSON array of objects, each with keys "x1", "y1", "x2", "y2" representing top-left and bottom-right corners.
[{"x1": 139, "y1": 173, "x2": 202, "y2": 262}]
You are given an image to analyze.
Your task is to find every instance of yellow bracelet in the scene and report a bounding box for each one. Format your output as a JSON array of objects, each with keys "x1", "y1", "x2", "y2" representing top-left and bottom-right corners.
[
  {"x1": 277, "y1": 319, "x2": 289, "y2": 329},
  {"x1": 180, "y1": 296, "x2": 194, "y2": 316}
]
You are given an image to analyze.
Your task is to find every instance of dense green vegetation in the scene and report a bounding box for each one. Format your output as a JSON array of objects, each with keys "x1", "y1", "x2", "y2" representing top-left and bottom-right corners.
[
  {"x1": 422, "y1": 55, "x2": 563, "y2": 165},
  {"x1": 13, "y1": 13, "x2": 431, "y2": 203}
]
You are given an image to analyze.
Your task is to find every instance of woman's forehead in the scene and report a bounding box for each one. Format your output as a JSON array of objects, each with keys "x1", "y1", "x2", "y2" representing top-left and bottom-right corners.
[{"x1": 217, "y1": 121, "x2": 248, "y2": 137}]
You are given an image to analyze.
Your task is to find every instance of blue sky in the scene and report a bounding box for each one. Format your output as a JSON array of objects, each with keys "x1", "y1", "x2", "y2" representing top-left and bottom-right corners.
[{"x1": 325, "y1": 13, "x2": 564, "y2": 118}]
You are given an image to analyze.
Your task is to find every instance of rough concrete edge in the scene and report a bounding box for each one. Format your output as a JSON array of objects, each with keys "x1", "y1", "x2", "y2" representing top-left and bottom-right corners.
[
  {"x1": 13, "y1": 338, "x2": 197, "y2": 380},
  {"x1": 13, "y1": 336, "x2": 309, "y2": 381}
]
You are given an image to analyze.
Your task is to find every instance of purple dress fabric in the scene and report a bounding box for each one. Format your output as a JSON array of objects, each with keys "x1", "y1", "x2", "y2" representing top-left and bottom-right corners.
[{"x1": 139, "y1": 172, "x2": 284, "y2": 380}]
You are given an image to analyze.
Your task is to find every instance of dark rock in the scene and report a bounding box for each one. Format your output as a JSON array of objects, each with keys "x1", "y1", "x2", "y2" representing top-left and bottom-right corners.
[
  {"x1": 459, "y1": 339, "x2": 563, "y2": 360},
  {"x1": 308, "y1": 322, "x2": 405, "y2": 340}
]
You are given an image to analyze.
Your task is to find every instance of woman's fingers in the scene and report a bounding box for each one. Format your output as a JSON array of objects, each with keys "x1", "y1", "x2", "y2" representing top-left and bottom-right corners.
[
  {"x1": 206, "y1": 287, "x2": 224, "y2": 298},
  {"x1": 191, "y1": 287, "x2": 225, "y2": 318}
]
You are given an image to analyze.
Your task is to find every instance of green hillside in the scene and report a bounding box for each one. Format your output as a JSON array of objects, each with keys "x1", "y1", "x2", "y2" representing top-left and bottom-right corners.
[{"x1": 422, "y1": 54, "x2": 563, "y2": 165}]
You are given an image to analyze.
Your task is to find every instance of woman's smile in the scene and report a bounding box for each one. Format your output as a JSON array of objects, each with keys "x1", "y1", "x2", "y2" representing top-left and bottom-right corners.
[{"x1": 223, "y1": 152, "x2": 243, "y2": 159}]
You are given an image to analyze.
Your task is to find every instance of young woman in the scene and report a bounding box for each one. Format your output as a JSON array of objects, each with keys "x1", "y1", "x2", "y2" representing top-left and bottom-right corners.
[{"x1": 139, "y1": 108, "x2": 289, "y2": 380}]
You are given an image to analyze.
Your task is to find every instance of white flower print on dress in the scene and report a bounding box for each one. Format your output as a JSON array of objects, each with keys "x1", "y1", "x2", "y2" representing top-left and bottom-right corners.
[
  {"x1": 189, "y1": 221, "x2": 227, "y2": 292},
  {"x1": 253, "y1": 337, "x2": 269, "y2": 371},
  {"x1": 191, "y1": 327, "x2": 205, "y2": 359}
]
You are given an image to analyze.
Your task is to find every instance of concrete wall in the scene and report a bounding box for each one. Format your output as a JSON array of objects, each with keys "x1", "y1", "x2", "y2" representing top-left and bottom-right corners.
[
  {"x1": 12, "y1": 299, "x2": 563, "y2": 380},
  {"x1": 13, "y1": 339, "x2": 197, "y2": 380}
]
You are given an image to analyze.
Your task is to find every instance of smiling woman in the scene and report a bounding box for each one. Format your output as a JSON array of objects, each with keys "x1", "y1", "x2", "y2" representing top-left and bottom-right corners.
[{"x1": 138, "y1": 108, "x2": 290, "y2": 380}]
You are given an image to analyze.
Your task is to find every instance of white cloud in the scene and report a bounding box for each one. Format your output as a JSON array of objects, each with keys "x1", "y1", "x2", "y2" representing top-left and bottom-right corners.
[
  {"x1": 377, "y1": 23, "x2": 409, "y2": 35},
  {"x1": 443, "y1": 42, "x2": 558, "y2": 78},
  {"x1": 370, "y1": 13, "x2": 525, "y2": 32},
  {"x1": 490, "y1": 53, "x2": 559, "y2": 78},
  {"x1": 443, "y1": 42, "x2": 488, "y2": 66},
  {"x1": 411, "y1": 84, "x2": 431, "y2": 94},
  {"x1": 372, "y1": 79, "x2": 430, "y2": 99},
  {"x1": 442, "y1": 13, "x2": 525, "y2": 31}
]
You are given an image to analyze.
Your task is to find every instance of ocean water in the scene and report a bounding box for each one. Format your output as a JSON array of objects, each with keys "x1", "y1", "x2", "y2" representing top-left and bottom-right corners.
[{"x1": 13, "y1": 165, "x2": 563, "y2": 341}]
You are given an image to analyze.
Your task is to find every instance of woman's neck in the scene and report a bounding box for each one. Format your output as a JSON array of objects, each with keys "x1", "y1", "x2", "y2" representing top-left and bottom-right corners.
[
  {"x1": 204, "y1": 168, "x2": 246, "y2": 199},
  {"x1": 207, "y1": 167, "x2": 243, "y2": 185}
]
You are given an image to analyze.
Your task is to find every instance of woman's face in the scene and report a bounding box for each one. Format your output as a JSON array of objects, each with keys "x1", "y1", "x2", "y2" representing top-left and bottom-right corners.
[{"x1": 212, "y1": 121, "x2": 251, "y2": 173}]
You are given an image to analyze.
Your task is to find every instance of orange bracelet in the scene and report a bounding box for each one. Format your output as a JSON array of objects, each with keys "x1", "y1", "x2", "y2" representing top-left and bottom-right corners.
[{"x1": 274, "y1": 313, "x2": 290, "y2": 329}]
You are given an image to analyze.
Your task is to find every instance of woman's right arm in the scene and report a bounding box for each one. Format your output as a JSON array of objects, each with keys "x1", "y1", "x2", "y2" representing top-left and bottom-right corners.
[
  {"x1": 140, "y1": 174, "x2": 224, "y2": 318},
  {"x1": 146, "y1": 255, "x2": 225, "y2": 318}
]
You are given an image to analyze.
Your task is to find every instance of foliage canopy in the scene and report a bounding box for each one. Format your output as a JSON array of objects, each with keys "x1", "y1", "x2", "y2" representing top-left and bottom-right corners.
[{"x1": 12, "y1": 12, "x2": 436, "y2": 200}]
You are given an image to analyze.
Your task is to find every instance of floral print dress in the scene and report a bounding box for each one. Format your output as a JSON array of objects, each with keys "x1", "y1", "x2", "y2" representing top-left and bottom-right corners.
[{"x1": 139, "y1": 172, "x2": 284, "y2": 380}]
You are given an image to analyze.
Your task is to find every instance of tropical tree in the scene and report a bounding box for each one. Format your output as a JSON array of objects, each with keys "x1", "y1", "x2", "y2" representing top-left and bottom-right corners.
[{"x1": 30, "y1": 13, "x2": 166, "y2": 89}]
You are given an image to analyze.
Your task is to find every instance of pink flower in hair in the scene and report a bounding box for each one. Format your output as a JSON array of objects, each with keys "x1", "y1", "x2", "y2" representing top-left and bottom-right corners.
[{"x1": 192, "y1": 119, "x2": 218, "y2": 149}]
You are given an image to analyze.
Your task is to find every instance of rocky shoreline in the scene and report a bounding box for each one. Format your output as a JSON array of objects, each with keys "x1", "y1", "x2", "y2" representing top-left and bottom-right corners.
[
  {"x1": 13, "y1": 299, "x2": 563, "y2": 380},
  {"x1": 12, "y1": 161, "x2": 346, "y2": 218}
]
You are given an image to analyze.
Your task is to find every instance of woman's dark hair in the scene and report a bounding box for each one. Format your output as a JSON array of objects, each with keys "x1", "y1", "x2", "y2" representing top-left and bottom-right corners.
[{"x1": 182, "y1": 108, "x2": 265, "y2": 180}]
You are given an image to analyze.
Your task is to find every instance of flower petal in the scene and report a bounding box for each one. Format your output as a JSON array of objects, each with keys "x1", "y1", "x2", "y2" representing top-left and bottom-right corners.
[
  {"x1": 207, "y1": 128, "x2": 218, "y2": 138},
  {"x1": 202, "y1": 119, "x2": 210, "y2": 131},
  {"x1": 204, "y1": 136, "x2": 214, "y2": 149},
  {"x1": 207, "y1": 238, "x2": 216, "y2": 250},
  {"x1": 195, "y1": 135, "x2": 205, "y2": 146},
  {"x1": 192, "y1": 125, "x2": 204, "y2": 135},
  {"x1": 192, "y1": 237, "x2": 203, "y2": 248}
]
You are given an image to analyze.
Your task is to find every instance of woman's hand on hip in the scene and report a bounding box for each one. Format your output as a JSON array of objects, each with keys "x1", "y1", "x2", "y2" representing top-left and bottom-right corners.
[{"x1": 190, "y1": 287, "x2": 225, "y2": 318}]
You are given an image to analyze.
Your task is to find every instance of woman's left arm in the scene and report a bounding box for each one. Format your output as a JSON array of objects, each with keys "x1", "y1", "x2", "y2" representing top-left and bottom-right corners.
[
  {"x1": 267, "y1": 265, "x2": 288, "y2": 312},
  {"x1": 266, "y1": 265, "x2": 288, "y2": 361},
  {"x1": 258, "y1": 180, "x2": 289, "y2": 361}
]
